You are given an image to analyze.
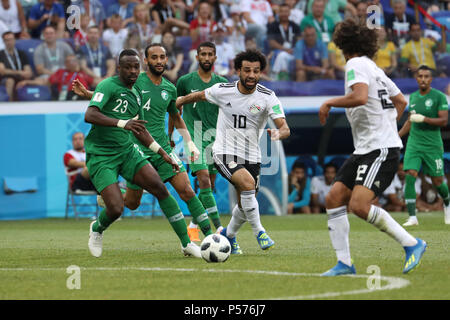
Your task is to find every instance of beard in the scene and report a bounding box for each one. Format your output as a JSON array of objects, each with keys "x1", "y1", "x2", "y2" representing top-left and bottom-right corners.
[
  {"x1": 148, "y1": 63, "x2": 166, "y2": 76},
  {"x1": 240, "y1": 76, "x2": 258, "y2": 91},
  {"x1": 199, "y1": 61, "x2": 213, "y2": 72}
]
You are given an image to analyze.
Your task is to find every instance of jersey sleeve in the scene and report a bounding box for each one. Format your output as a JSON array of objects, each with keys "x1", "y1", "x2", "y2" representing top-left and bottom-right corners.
[
  {"x1": 204, "y1": 83, "x2": 222, "y2": 106},
  {"x1": 89, "y1": 80, "x2": 111, "y2": 110},
  {"x1": 438, "y1": 91, "x2": 449, "y2": 111},
  {"x1": 167, "y1": 86, "x2": 178, "y2": 115},
  {"x1": 346, "y1": 58, "x2": 370, "y2": 88},
  {"x1": 385, "y1": 76, "x2": 401, "y2": 97},
  {"x1": 267, "y1": 93, "x2": 285, "y2": 120}
]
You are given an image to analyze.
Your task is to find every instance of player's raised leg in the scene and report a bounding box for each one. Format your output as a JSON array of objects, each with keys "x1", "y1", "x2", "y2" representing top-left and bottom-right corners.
[
  {"x1": 132, "y1": 164, "x2": 201, "y2": 257},
  {"x1": 89, "y1": 182, "x2": 124, "y2": 257},
  {"x1": 231, "y1": 168, "x2": 274, "y2": 250},
  {"x1": 321, "y1": 181, "x2": 355, "y2": 276},
  {"x1": 168, "y1": 171, "x2": 213, "y2": 238},
  {"x1": 349, "y1": 185, "x2": 426, "y2": 274}
]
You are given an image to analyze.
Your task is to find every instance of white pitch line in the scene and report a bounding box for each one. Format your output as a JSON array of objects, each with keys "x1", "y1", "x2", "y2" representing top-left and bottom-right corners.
[{"x1": 0, "y1": 267, "x2": 410, "y2": 299}]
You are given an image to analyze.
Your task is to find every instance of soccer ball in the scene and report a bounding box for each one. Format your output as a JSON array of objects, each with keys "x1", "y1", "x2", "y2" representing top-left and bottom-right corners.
[{"x1": 200, "y1": 234, "x2": 231, "y2": 263}]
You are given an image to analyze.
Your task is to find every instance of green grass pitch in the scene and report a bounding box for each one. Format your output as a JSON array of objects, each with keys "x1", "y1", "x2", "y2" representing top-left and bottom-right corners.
[{"x1": 0, "y1": 212, "x2": 448, "y2": 300}]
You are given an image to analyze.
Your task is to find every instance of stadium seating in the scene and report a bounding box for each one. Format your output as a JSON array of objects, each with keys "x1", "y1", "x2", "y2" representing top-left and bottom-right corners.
[
  {"x1": 16, "y1": 85, "x2": 51, "y2": 101},
  {"x1": 15, "y1": 39, "x2": 42, "y2": 75},
  {"x1": 0, "y1": 85, "x2": 9, "y2": 101}
]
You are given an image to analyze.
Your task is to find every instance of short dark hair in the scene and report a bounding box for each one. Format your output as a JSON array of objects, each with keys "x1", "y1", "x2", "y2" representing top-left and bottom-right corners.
[
  {"x1": 144, "y1": 43, "x2": 167, "y2": 58},
  {"x1": 333, "y1": 19, "x2": 379, "y2": 59},
  {"x1": 409, "y1": 22, "x2": 421, "y2": 31},
  {"x1": 87, "y1": 25, "x2": 100, "y2": 32},
  {"x1": 324, "y1": 162, "x2": 338, "y2": 171},
  {"x1": 197, "y1": 41, "x2": 216, "y2": 55},
  {"x1": 2, "y1": 31, "x2": 14, "y2": 39},
  {"x1": 417, "y1": 65, "x2": 433, "y2": 73},
  {"x1": 292, "y1": 161, "x2": 306, "y2": 171},
  {"x1": 234, "y1": 49, "x2": 267, "y2": 71},
  {"x1": 118, "y1": 49, "x2": 139, "y2": 64}
]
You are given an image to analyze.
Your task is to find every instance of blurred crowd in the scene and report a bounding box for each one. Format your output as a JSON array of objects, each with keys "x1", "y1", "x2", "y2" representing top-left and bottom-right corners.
[
  {"x1": 287, "y1": 156, "x2": 450, "y2": 214},
  {"x1": 0, "y1": 0, "x2": 449, "y2": 101}
]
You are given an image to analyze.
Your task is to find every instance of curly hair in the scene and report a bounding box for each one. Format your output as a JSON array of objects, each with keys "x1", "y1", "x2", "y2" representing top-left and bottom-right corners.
[
  {"x1": 234, "y1": 49, "x2": 267, "y2": 71},
  {"x1": 333, "y1": 19, "x2": 379, "y2": 59}
]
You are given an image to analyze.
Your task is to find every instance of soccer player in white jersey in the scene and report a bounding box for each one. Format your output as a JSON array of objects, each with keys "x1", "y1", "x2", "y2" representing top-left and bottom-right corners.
[
  {"x1": 318, "y1": 19, "x2": 426, "y2": 276},
  {"x1": 176, "y1": 49, "x2": 290, "y2": 253}
]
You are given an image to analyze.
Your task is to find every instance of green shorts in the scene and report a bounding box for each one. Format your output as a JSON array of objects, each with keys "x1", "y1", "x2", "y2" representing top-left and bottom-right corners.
[
  {"x1": 188, "y1": 139, "x2": 218, "y2": 176},
  {"x1": 86, "y1": 144, "x2": 149, "y2": 193},
  {"x1": 127, "y1": 150, "x2": 186, "y2": 190},
  {"x1": 404, "y1": 147, "x2": 444, "y2": 177}
]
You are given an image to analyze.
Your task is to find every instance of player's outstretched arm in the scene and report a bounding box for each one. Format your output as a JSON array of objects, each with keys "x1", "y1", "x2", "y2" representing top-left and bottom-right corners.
[
  {"x1": 175, "y1": 91, "x2": 207, "y2": 110},
  {"x1": 72, "y1": 79, "x2": 94, "y2": 100},
  {"x1": 410, "y1": 110, "x2": 448, "y2": 127},
  {"x1": 268, "y1": 118, "x2": 290, "y2": 141},
  {"x1": 85, "y1": 106, "x2": 147, "y2": 135},
  {"x1": 318, "y1": 83, "x2": 368, "y2": 125},
  {"x1": 169, "y1": 112, "x2": 200, "y2": 162},
  {"x1": 132, "y1": 129, "x2": 180, "y2": 173}
]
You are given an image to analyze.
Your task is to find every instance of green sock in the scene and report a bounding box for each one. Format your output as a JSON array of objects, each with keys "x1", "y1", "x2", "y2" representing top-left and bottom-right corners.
[
  {"x1": 198, "y1": 188, "x2": 222, "y2": 229},
  {"x1": 92, "y1": 209, "x2": 113, "y2": 233},
  {"x1": 405, "y1": 174, "x2": 417, "y2": 217},
  {"x1": 436, "y1": 182, "x2": 450, "y2": 206},
  {"x1": 187, "y1": 196, "x2": 212, "y2": 236},
  {"x1": 159, "y1": 195, "x2": 190, "y2": 247}
]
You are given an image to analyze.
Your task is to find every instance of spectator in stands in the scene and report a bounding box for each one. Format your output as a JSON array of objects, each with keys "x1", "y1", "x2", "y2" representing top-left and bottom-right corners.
[
  {"x1": 28, "y1": 0, "x2": 66, "y2": 39},
  {"x1": 64, "y1": 132, "x2": 96, "y2": 192},
  {"x1": 380, "y1": 161, "x2": 411, "y2": 212},
  {"x1": 241, "y1": 0, "x2": 274, "y2": 49},
  {"x1": 102, "y1": 14, "x2": 128, "y2": 59},
  {"x1": 123, "y1": 32, "x2": 145, "y2": 71},
  {"x1": 0, "y1": 19, "x2": 9, "y2": 50},
  {"x1": 207, "y1": 0, "x2": 229, "y2": 23},
  {"x1": 19, "y1": 0, "x2": 37, "y2": 18},
  {"x1": 286, "y1": 0, "x2": 304, "y2": 26},
  {"x1": 328, "y1": 40, "x2": 346, "y2": 80},
  {"x1": 211, "y1": 22, "x2": 235, "y2": 79},
  {"x1": 374, "y1": 26, "x2": 398, "y2": 77},
  {"x1": 69, "y1": 0, "x2": 106, "y2": 33},
  {"x1": 73, "y1": 13, "x2": 90, "y2": 51},
  {"x1": 162, "y1": 30, "x2": 183, "y2": 83},
  {"x1": 225, "y1": 4, "x2": 246, "y2": 56},
  {"x1": 0, "y1": 31, "x2": 32, "y2": 100},
  {"x1": 267, "y1": 3, "x2": 301, "y2": 81},
  {"x1": 310, "y1": 162, "x2": 337, "y2": 213},
  {"x1": 106, "y1": 0, "x2": 136, "y2": 28},
  {"x1": 288, "y1": 162, "x2": 311, "y2": 214},
  {"x1": 400, "y1": 23, "x2": 438, "y2": 77},
  {"x1": 0, "y1": 0, "x2": 29, "y2": 39},
  {"x1": 49, "y1": 54, "x2": 93, "y2": 100},
  {"x1": 189, "y1": 2, "x2": 215, "y2": 52},
  {"x1": 294, "y1": 25, "x2": 334, "y2": 81},
  {"x1": 301, "y1": 0, "x2": 335, "y2": 44},
  {"x1": 79, "y1": 25, "x2": 115, "y2": 86},
  {"x1": 307, "y1": 0, "x2": 356, "y2": 25},
  {"x1": 385, "y1": 0, "x2": 416, "y2": 48},
  {"x1": 151, "y1": 0, "x2": 190, "y2": 35},
  {"x1": 33, "y1": 25, "x2": 74, "y2": 79},
  {"x1": 128, "y1": 3, "x2": 159, "y2": 49},
  {"x1": 355, "y1": 1, "x2": 368, "y2": 24},
  {"x1": 188, "y1": 1, "x2": 216, "y2": 72}
]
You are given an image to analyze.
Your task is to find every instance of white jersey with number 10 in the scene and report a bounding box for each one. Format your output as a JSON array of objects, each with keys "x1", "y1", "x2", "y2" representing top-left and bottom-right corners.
[{"x1": 205, "y1": 82, "x2": 285, "y2": 163}]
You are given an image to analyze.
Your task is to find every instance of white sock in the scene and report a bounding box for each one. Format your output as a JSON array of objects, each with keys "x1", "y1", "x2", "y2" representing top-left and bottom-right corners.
[
  {"x1": 327, "y1": 206, "x2": 352, "y2": 266},
  {"x1": 226, "y1": 204, "x2": 247, "y2": 238},
  {"x1": 240, "y1": 190, "x2": 264, "y2": 236},
  {"x1": 367, "y1": 205, "x2": 418, "y2": 247},
  {"x1": 188, "y1": 221, "x2": 198, "y2": 229}
]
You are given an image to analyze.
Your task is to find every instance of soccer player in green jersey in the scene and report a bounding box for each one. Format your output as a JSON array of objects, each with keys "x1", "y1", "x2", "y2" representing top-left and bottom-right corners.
[
  {"x1": 172, "y1": 42, "x2": 228, "y2": 241},
  {"x1": 78, "y1": 49, "x2": 202, "y2": 258},
  {"x1": 399, "y1": 65, "x2": 450, "y2": 226},
  {"x1": 123, "y1": 43, "x2": 214, "y2": 240}
]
